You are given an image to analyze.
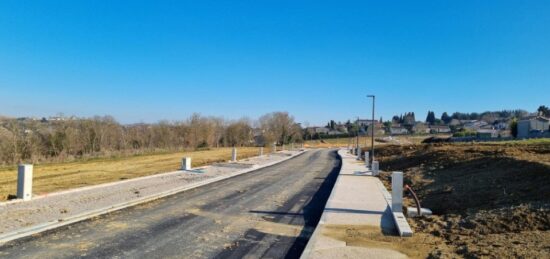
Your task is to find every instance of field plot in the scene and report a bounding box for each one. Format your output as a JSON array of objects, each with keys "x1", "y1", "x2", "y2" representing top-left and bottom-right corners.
[
  {"x1": 305, "y1": 135, "x2": 432, "y2": 148},
  {"x1": 373, "y1": 142, "x2": 550, "y2": 258},
  {"x1": 0, "y1": 147, "x2": 264, "y2": 201}
]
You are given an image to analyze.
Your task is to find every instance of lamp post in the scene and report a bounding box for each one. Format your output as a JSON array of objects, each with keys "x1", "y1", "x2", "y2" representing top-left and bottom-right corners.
[{"x1": 367, "y1": 95, "x2": 375, "y2": 164}]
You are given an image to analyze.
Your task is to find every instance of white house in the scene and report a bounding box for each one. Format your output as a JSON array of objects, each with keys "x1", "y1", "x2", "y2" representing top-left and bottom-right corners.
[
  {"x1": 517, "y1": 117, "x2": 550, "y2": 138},
  {"x1": 429, "y1": 125, "x2": 451, "y2": 134},
  {"x1": 390, "y1": 127, "x2": 409, "y2": 135}
]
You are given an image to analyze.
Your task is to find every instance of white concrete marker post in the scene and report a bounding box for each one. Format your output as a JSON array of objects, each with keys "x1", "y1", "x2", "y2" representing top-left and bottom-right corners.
[
  {"x1": 372, "y1": 161, "x2": 379, "y2": 176},
  {"x1": 232, "y1": 147, "x2": 237, "y2": 162},
  {"x1": 272, "y1": 143, "x2": 277, "y2": 153},
  {"x1": 259, "y1": 147, "x2": 264, "y2": 156},
  {"x1": 356, "y1": 147, "x2": 362, "y2": 160},
  {"x1": 181, "y1": 157, "x2": 192, "y2": 170},
  {"x1": 392, "y1": 171, "x2": 403, "y2": 213},
  {"x1": 17, "y1": 164, "x2": 33, "y2": 201},
  {"x1": 364, "y1": 151, "x2": 370, "y2": 167}
]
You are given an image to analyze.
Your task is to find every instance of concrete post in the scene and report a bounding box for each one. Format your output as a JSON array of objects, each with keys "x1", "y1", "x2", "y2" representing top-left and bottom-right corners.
[
  {"x1": 356, "y1": 147, "x2": 361, "y2": 160},
  {"x1": 372, "y1": 161, "x2": 379, "y2": 176},
  {"x1": 259, "y1": 147, "x2": 264, "y2": 156},
  {"x1": 282, "y1": 144, "x2": 285, "y2": 151},
  {"x1": 232, "y1": 147, "x2": 237, "y2": 162},
  {"x1": 181, "y1": 157, "x2": 192, "y2": 170},
  {"x1": 392, "y1": 171, "x2": 403, "y2": 213},
  {"x1": 301, "y1": 143, "x2": 304, "y2": 149},
  {"x1": 17, "y1": 164, "x2": 33, "y2": 201},
  {"x1": 291, "y1": 143, "x2": 294, "y2": 150},
  {"x1": 364, "y1": 151, "x2": 370, "y2": 166},
  {"x1": 272, "y1": 143, "x2": 276, "y2": 153}
]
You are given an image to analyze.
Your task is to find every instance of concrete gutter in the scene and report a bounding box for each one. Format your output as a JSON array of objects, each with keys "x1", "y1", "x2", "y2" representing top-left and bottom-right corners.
[{"x1": 0, "y1": 150, "x2": 306, "y2": 245}]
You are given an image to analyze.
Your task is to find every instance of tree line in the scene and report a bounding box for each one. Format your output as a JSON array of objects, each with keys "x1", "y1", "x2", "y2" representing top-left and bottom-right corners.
[{"x1": 0, "y1": 112, "x2": 302, "y2": 165}]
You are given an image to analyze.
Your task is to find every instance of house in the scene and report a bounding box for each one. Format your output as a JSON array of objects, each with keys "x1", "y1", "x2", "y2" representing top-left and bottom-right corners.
[
  {"x1": 336, "y1": 124, "x2": 348, "y2": 133},
  {"x1": 328, "y1": 130, "x2": 343, "y2": 136},
  {"x1": 429, "y1": 125, "x2": 451, "y2": 134},
  {"x1": 493, "y1": 121, "x2": 509, "y2": 130},
  {"x1": 355, "y1": 119, "x2": 377, "y2": 127},
  {"x1": 314, "y1": 127, "x2": 330, "y2": 134},
  {"x1": 449, "y1": 119, "x2": 461, "y2": 126},
  {"x1": 517, "y1": 117, "x2": 550, "y2": 138},
  {"x1": 365, "y1": 124, "x2": 386, "y2": 136},
  {"x1": 412, "y1": 123, "x2": 430, "y2": 134},
  {"x1": 390, "y1": 127, "x2": 409, "y2": 135},
  {"x1": 463, "y1": 120, "x2": 488, "y2": 130},
  {"x1": 476, "y1": 129, "x2": 498, "y2": 138}
]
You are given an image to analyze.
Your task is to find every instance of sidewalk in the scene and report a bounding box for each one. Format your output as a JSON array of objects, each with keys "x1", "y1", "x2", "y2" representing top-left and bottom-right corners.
[
  {"x1": 301, "y1": 149, "x2": 408, "y2": 259},
  {"x1": 0, "y1": 150, "x2": 304, "y2": 244}
]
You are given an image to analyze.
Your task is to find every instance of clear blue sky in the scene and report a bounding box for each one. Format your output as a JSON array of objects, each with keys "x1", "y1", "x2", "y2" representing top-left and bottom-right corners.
[{"x1": 1, "y1": 1, "x2": 549, "y2": 125}]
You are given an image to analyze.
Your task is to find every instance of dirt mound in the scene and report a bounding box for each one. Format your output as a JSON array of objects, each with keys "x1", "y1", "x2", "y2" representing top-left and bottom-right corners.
[{"x1": 376, "y1": 142, "x2": 550, "y2": 258}]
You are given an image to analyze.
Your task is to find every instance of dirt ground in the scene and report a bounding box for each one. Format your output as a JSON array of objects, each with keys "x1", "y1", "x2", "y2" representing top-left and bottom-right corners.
[{"x1": 373, "y1": 142, "x2": 550, "y2": 258}]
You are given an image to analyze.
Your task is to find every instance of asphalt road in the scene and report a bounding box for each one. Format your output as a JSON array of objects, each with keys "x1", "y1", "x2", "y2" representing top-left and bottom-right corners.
[{"x1": 0, "y1": 149, "x2": 341, "y2": 259}]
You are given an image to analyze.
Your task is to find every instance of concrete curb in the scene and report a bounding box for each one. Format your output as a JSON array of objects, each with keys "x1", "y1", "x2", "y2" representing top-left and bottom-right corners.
[
  {"x1": 0, "y1": 150, "x2": 306, "y2": 245},
  {"x1": 376, "y1": 180, "x2": 413, "y2": 237},
  {"x1": 300, "y1": 148, "x2": 413, "y2": 258},
  {"x1": 300, "y1": 149, "x2": 343, "y2": 259}
]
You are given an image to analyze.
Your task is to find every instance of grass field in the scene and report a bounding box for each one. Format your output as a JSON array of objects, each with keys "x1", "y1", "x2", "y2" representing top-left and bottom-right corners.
[{"x1": 0, "y1": 147, "x2": 267, "y2": 201}]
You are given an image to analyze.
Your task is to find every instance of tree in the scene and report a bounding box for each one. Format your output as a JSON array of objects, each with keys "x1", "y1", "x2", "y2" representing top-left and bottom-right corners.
[
  {"x1": 510, "y1": 118, "x2": 518, "y2": 138},
  {"x1": 259, "y1": 112, "x2": 300, "y2": 145},
  {"x1": 330, "y1": 120, "x2": 336, "y2": 130},
  {"x1": 441, "y1": 112, "x2": 451, "y2": 124},
  {"x1": 538, "y1": 105, "x2": 550, "y2": 117},
  {"x1": 426, "y1": 111, "x2": 436, "y2": 125}
]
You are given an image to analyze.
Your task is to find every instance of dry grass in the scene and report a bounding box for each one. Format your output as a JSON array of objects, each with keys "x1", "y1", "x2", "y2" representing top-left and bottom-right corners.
[
  {"x1": 305, "y1": 137, "x2": 376, "y2": 148},
  {"x1": 304, "y1": 135, "x2": 433, "y2": 148},
  {"x1": 0, "y1": 147, "x2": 265, "y2": 201}
]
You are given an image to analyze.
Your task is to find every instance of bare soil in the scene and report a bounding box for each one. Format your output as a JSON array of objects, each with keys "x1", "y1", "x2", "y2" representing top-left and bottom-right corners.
[{"x1": 375, "y1": 142, "x2": 550, "y2": 258}]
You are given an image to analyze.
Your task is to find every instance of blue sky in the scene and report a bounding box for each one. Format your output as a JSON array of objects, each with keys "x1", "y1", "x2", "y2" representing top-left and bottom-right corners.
[{"x1": 1, "y1": 1, "x2": 549, "y2": 125}]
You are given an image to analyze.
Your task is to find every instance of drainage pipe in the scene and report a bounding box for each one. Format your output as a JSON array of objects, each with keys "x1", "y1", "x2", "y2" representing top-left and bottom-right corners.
[{"x1": 405, "y1": 184, "x2": 421, "y2": 216}]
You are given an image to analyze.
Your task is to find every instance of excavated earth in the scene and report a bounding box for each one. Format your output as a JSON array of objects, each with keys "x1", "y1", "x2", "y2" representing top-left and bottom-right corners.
[{"x1": 375, "y1": 142, "x2": 550, "y2": 258}]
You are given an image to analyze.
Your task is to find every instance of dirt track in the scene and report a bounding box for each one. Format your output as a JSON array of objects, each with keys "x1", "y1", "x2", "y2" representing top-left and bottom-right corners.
[{"x1": 376, "y1": 143, "x2": 550, "y2": 258}]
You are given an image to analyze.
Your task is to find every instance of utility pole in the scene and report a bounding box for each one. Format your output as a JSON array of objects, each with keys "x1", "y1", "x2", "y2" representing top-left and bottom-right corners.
[
  {"x1": 367, "y1": 95, "x2": 375, "y2": 164},
  {"x1": 356, "y1": 117, "x2": 359, "y2": 154}
]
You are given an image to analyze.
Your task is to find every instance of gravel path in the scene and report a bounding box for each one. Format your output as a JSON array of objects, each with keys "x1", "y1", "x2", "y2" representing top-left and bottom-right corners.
[{"x1": 0, "y1": 151, "x2": 298, "y2": 235}]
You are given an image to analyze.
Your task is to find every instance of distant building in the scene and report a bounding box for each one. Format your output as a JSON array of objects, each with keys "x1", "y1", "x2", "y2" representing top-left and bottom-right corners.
[
  {"x1": 429, "y1": 125, "x2": 451, "y2": 134},
  {"x1": 314, "y1": 127, "x2": 330, "y2": 134},
  {"x1": 366, "y1": 124, "x2": 386, "y2": 136},
  {"x1": 328, "y1": 130, "x2": 343, "y2": 135},
  {"x1": 449, "y1": 119, "x2": 461, "y2": 126},
  {"x1": 476, "y1": 129, "x2": 498, "y2": 138},
  {"x1": 337, "y1": 126, "x2": 348, "y2": 133},
  {"x1": 355, "y1": 119, "x2": 377, "y2": 127},
  {"x1": 493, "y1": 121, "x2": 509, "y2": 130},
  {"x1": 412, "y1": 123, "x2": 430, "y2": 134},
  {"x1": 463, "y1": 120, "x2": 488, "y2": 130},
  {"x1": 390, "y1": 127, "x2": 409, "y2": 135},
  {"x1": 517, "y1": 117, "x2": 550, "y2": 138}
]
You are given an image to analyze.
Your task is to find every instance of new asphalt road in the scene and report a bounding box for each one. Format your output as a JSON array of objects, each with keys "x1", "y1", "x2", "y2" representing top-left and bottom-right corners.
[{"x1": 0, "y1": 149, "x2": 341, "y2": 259}]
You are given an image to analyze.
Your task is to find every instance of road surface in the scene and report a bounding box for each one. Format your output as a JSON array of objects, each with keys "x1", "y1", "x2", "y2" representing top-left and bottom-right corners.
[{"x1": 0, "y1": 149, "x2": 341, "y2": 259}]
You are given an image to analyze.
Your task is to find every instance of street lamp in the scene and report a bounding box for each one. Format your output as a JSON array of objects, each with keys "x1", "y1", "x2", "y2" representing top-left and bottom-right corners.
[{"x1": 367, "y1": 95, "x2": 375, "y2": 164}]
